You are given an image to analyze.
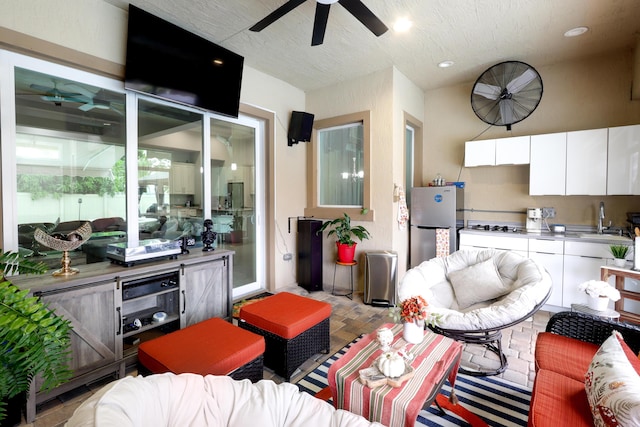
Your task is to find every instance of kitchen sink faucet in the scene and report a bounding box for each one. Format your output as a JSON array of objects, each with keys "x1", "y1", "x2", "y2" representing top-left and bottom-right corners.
[{"x1": 597, "y1": 201, "x2": 606, "y2": 234}]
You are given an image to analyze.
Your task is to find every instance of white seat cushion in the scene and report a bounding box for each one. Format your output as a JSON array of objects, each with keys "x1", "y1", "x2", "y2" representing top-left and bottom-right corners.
[
  {"x1": 399, "y1": 249, "x2": 552, "y2": 331},
  {"x1": 66, "y1": 373, "x2": 384, "y2": 427}
]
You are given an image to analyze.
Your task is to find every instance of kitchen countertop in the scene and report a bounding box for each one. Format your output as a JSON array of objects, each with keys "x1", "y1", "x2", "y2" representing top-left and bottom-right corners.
[{"x1": 459, "y1": 227, "x2": 634, "y2": 244}]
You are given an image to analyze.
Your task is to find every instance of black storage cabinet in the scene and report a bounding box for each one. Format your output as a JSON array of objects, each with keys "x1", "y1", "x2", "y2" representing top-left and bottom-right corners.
[{"x1": 297, "y1": 219, "x2": 323, "y2": 291}]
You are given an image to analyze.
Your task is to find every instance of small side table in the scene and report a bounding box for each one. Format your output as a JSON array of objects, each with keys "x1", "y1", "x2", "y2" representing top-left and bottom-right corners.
[
  {"x1": 571, "y1": 303, "x2": 620, "y2": 320},
  {"x1": 332, "y1": 260, "x2": 356, "y2": 299}
]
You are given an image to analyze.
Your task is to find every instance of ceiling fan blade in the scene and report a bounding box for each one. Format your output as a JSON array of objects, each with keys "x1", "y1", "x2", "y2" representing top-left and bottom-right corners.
[
  {"x1": 31, "y1": 84, "x2": 83, "y2": 99},
  {"x1": 78, "y1": 103, "x2": 96, "y2": 112},
  {"x1": 30, "y1": 83, "x2": 57, "y2": 93},
  {"x1": 338, "y1": 0, "x2": 388, "y2": 36},
  {"x1": 40, "y1": 95, "x2": 87, "y2": 104},
  {"x1": 312, "y1": 3, "x2": 331, "y2": 46},
  {"x1": 473, "y1": 83, "x2": 501, "y2": 100},
  {"x1": 250, "y1": 0, "x2": 308, "y2": 32},
  {"x1": 499, "y1": 99, "x2": 514, "y2": 126},
  {"x1": 65, "y1": 83, "x2": 98, "y2": 100},
  {"x1": 506, "y1": 68, "x2": 537, "y2": 94}
]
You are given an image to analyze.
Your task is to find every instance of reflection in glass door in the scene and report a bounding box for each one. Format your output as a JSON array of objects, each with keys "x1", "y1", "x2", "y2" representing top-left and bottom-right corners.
[
  {"x1": 210, "y1": 116, "x2": 264, "y2": 298},
  {"x1": 137, "y1": 98, "x2": 203, "y2": 244}
]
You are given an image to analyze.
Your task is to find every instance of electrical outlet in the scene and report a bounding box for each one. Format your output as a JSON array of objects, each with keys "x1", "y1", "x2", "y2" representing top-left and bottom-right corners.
[
  {"x1": 542, "y1": 207, "x2": 556, "y2": 219},
  {"x1": 283, "y1": 253, "x2": 293, "y2": 261}
]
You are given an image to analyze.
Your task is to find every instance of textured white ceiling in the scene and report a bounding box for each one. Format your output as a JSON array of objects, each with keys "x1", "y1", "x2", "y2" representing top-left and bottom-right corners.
[{"x1": 104, "y1": 0, "x2": 640, "y2": 92}]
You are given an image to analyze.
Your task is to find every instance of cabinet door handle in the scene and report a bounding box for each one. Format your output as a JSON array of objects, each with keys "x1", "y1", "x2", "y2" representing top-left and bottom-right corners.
[
  {"x1": 116, "y1": 307, "x2": 122, "y2": 335},
  {"x1": 182, "y1": 290, "x2": 186, "y2": 314}
]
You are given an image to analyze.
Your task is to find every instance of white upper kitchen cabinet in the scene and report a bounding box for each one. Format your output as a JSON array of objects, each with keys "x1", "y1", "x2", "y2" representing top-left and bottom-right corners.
[
  {"x1": 464, "y1": 139, "x2": 495, "y2": 167},
  {"x1": 565, "y1": 128, "x2": 608, "y2": 195},
  {"x1": 495, "y1": 136, "x2": 530, "y2": 165},
  {"x1": 529, "y1": 132, "x2": 567, "y2": 195},
  {"x1": 607, "y1": 124, "x2": 640, "y2": 195}
]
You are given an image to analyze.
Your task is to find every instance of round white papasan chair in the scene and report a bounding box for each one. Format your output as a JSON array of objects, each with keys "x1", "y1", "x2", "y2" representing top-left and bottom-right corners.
[
  {"x1": 399, "y1": 248, "x2": 552, "y2": 376},
  {"x1": 65, "y1": 372, "x2": 384, "y2": 427}
]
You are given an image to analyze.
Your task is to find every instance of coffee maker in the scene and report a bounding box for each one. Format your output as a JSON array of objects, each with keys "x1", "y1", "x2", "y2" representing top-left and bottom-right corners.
[{"x1": 526, "y1": 208, "x2": 542, "y2": 233}]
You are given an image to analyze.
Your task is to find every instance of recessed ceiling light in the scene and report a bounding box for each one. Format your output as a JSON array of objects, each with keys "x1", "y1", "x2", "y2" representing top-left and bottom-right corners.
[
  {"x1": 438, "y1": 60, "x2": 454, "y2": 68},
  {"x1": 393, "y1": 17, "x2": 413, "y2": 32},
  {"x1": 564, "y1": 26, "x2": 589, "y2": 37}
]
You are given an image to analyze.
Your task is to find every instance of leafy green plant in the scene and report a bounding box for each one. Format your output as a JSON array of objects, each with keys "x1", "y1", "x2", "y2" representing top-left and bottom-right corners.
[
  {"x1": 609, "y1": 244, "x2": 630, "y2": 259},
  {"x1": 0, "y1": 251, "x2": 72, "y2": 422},
  {"x1": 317, "y1": 213, "x2": 371, "y2": 246}
]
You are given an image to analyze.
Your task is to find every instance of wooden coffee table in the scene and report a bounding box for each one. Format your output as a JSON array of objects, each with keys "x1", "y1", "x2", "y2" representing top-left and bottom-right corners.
[{"x1": 328, "y1": 323, "x2": 462, "y2": 427}]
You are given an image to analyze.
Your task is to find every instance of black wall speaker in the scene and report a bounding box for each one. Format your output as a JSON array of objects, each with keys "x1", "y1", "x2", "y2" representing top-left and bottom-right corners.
[{"x1": 288, "y1": 111, "x2": 314, "y2": 146}]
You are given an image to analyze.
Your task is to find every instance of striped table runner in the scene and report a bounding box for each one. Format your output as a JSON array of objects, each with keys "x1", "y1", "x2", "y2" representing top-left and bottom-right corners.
[{"x1": 328, "y1": 323, "x2": 462, "y2": 427}]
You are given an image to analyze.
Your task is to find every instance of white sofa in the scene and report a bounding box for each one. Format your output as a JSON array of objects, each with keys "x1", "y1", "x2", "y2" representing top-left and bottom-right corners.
[{"x1": 65, "y1": 373, "x2": 383, "y2": 427}]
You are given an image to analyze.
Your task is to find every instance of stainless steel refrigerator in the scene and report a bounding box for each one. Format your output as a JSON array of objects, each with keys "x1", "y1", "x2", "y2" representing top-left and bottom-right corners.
[{"x1": 409, "y1": 186, "x2": 465, "y2": 268}]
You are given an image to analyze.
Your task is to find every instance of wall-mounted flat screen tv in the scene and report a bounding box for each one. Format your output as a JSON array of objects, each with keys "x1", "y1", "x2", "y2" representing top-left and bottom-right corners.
[{"x1": 125, "y1": 5, "x2": 243, "y2": 118}]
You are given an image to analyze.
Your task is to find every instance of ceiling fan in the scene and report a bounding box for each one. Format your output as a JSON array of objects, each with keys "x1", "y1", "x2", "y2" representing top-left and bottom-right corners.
[
  {"x1": 29, "y1": 81, "x2": 89, "y2": 107},
  {"x1": 65, "y1": 84, "x2": 118, "y2": 113},
  {"x1": 250, "y1": 0, "x2": 388, "y2": 46},
  {"x1": 27, "y1": 81, "x2": 122, "y2": 114}
]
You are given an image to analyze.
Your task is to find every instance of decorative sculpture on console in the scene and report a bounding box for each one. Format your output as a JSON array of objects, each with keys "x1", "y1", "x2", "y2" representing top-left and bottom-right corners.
[
  {"x1": 34, "y1": 222, "x2": 92, "y2": 276},
  {"x1": 202, "y1": 219, "x2": 217, "y2": 252}
]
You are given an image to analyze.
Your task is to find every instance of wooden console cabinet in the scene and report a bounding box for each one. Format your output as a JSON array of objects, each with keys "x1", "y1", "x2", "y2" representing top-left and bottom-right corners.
[{"x1": 10, "y1": 249, "x2": 233, "y2": 423}]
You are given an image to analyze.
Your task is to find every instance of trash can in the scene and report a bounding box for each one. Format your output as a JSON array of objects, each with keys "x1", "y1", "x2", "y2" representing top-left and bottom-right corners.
[{"x1": 364, "y1": 251, "x2": 397, "y2": 307}]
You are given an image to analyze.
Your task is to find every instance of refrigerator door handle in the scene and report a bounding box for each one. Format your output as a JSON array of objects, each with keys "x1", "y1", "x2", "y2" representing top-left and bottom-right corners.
[{"x1": 415, "y1": 225, "x2": 451, "y2": 230}]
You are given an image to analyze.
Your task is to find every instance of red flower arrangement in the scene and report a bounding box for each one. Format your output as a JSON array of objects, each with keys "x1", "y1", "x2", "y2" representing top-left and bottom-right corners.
[
  {"x1": 398, "y1": 295, "x2": 429, "y2": 323},
  {"x1": 389, "y1": 295, "x2": 440, "y2": 326}
]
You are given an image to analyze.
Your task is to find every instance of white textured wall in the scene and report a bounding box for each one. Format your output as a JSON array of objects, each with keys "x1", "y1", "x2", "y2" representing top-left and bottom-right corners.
[
  {"x1": 0, "y1": 0, "x2": 307, "y2": 290},
  {"x1": 424, "y1": 50, "x2": 640, "y2": 228},
  {"x1": 307, "y1": 68, "x2": 397, "y2": 289},
  {"x1": 0, "y1": 0, "x2": 127, "y2": 64},
  {"x1": 392, "y1": 68, "x2": 425, "y2": 278},
  {"x1": 241, "y1": 67, "x2": 306, "y2": 289}
]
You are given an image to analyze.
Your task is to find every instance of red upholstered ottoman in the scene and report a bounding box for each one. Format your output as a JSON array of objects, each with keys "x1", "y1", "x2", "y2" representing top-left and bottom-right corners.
[
  {"x1": 239, "y1": 292, "x2": 331, "y2": 381},
  {"x1": 138, "y1": 317, "x2": 265, "y2": 383}
]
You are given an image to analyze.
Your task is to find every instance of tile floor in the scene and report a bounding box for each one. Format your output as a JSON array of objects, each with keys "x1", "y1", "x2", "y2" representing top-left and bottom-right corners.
[{"x1": 21, "y1": 287, "x2": 551, "y2": 427}]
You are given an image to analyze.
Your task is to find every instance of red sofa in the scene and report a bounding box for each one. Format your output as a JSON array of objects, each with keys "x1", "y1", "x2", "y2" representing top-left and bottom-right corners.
[{"x1": 529, "y1": 311, "x2": 640, "y2": 427}]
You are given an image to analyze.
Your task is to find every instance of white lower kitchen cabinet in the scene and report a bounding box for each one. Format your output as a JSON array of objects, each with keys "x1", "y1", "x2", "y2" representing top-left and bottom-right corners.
[
  {"x1": 528, "y1": 238, "x2": 564, "y2": 307},
  {"x1": 459, "y1": 233, "x2": 528, "y2": 257},
  {"x1": 459, "y1": 233, "x2": 624, "y2": 310},
  {"x1": 563, "y1": 241, "x2": 615, "y2": 309}
]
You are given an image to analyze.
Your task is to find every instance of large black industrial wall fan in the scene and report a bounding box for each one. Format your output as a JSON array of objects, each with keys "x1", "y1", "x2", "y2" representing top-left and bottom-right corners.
[
  {"x1": 250, "y1": 0, "x2": 388, "y2": 46},
  {"x1": 470, "y1": 61, "x2": 543, "y2": 130}
]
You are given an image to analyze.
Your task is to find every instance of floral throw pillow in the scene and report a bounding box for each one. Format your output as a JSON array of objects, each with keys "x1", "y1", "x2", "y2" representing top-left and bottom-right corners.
[{"x1": 585, "y1": 330, "x2": 640, "y2": 426}]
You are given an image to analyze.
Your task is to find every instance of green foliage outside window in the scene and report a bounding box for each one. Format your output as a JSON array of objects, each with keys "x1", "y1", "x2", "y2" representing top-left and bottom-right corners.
[{"x1": 17, "y1": 158, "x2": 127, "y2": 200}]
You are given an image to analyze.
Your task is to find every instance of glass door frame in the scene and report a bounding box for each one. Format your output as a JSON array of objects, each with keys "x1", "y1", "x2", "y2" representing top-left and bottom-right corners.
[
  {"x1": 0, "y1": 50, "x2": 126, "y2": 250},
  {"x1": 211, "y1": 114, "x2": 266, "y2": 299}
]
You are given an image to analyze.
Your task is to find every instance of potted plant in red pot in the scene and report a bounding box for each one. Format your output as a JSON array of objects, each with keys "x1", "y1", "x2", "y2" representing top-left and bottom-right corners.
[{"x1": 317, "y1": 213, "x2": 371, "y2": 263}]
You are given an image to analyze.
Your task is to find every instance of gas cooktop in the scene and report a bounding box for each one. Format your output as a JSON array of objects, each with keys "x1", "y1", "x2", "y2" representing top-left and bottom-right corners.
[{"x1": 466, "y1": 224, "x2": 522, "y2": 233}]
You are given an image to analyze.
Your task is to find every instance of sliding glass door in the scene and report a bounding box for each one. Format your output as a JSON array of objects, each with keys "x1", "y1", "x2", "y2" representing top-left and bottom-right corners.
[
  {"x1": 1, "y1": 50, "x2": 267, "y2": 298},
  {"x1": 211, "y1": 116, "x2": 265, "y2": 299}
]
